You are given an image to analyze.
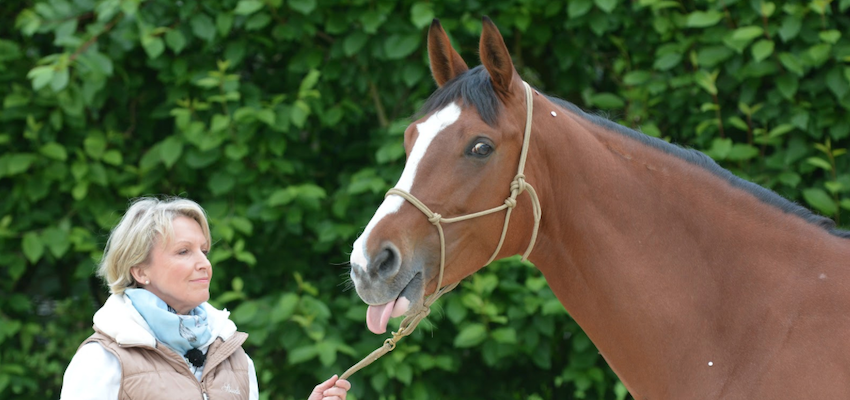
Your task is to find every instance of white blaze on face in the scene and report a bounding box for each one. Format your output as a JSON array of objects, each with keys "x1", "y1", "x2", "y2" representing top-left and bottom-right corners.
[{"x1": 350, "y1": 103, "x2": 462, "y2": 272}]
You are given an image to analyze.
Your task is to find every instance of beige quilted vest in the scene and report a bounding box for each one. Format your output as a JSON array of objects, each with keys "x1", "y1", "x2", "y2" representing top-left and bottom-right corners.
[{"x1": 82, "y1": 329, "x2": 251, "y2": 400}]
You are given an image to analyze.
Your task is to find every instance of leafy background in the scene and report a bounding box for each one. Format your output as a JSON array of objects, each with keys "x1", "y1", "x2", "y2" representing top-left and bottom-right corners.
[{"x1": 1, "y1": 0, "x2": 848, "y2": 398}]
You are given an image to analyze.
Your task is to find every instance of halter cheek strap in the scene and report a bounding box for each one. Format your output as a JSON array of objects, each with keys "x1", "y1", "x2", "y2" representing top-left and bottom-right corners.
[{"x1": 340, "y1": 81, "x2": 542, "y2": 380}]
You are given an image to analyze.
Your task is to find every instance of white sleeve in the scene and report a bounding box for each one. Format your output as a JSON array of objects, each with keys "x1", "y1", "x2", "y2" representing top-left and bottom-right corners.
[
  {"x1": 246, "y1": 352, "x2": 259, "y2": 400},
  {"x1": 60, "y1": 342, "x2": 121, "y2": 400}
]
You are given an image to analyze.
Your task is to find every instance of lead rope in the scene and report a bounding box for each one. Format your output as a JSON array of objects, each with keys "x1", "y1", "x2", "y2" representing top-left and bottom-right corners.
[{"x1": 340, "y1": 82, "x2": 541, "y2": 380}]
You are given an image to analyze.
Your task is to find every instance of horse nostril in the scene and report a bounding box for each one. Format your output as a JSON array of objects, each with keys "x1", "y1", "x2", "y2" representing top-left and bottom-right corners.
[{"x1": 372, "y1": 243, "x2": 401, "y2": 278}]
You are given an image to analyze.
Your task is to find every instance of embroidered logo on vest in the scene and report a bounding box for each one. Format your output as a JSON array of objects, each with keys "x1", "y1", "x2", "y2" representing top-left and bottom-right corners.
[{"x1": 222, "y1": 383, "x2": 241, "y2": 395}]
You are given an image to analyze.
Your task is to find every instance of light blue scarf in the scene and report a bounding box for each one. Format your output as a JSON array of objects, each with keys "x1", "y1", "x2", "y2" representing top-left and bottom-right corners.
[{"x1": 125, "y1": 288, "x2": 212, "y2": 356}]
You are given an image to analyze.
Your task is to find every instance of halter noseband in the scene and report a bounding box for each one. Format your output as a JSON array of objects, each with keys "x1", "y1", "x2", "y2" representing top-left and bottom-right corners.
[{"x1": 340, "y1": 81, "x2": 542, "y2": 380}]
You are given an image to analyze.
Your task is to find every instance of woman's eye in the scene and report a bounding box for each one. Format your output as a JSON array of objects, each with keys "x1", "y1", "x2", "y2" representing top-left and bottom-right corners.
[{"x1": 472, "y1": 142, "x2": 493, "y2": 156}]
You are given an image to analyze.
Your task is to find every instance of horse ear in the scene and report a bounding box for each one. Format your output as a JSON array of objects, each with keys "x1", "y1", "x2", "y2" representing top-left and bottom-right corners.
[
  {"x1": 479, "y1": 16, "x2": 518, "y2": 96},
  {"x1": 428, "y1": 19, "x2": 468, "y2": 87}
]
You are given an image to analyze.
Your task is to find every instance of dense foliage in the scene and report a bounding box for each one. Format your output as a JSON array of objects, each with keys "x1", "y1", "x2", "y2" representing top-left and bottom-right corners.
[{"x1": 1, "y1": 0, "x2": 848, "y2": 398}]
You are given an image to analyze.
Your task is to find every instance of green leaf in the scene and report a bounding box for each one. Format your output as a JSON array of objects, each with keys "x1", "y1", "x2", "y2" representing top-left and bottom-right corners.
[
  {"x1": 72, "y1": 182, "x2": 88, "y2": 200},
  {"x1": 85, "y1": 51, "x2": 114, "y2": 76},
  {"x1": 569, "y1": 0, "x2": 593, "y2": 18},
  {"x1": 819, "y1": 30, "x2": 841, "y2": 44},
  {"x1": 165, "y1": 29, "x2": 187, "y2": 54},
  {"x1": 217, "y1": 13, "x2": 234, "y2": 37},
  {"x1": 595, "y1": 0, "x2": 618, "y2": 13},
  {"x1": 806, "y1": 157, "x2": 832, "y2": 170},
  {"x1": 141, "y1": 35, "x2": 165, "y2": 59},
  {"x1": 232, "y1": 300, "x2": 259, "y2": 324},
  {"x1": 731, "y1": 26, "x2": 764, "y2": 42},
  {"x1": 705, "y1": 138, "x2": 732, "y2": 160},
  {"x1": 2, "y1": 153, "x2": 37, "y2": 176},
  {"x1": 288, "y1": 0, "x2": 317, "y2": 15},
  {"x1": 160, "y1": 136, "x2": 184, "y2": 168},
  {"x1": 778, "y1": 53, "x2": 804, "y2": 76},
  {"x1": 804, "y1": 43, "x2": 831, "y2": 67},
  {"x1": 343, "y1": 32, "x2": 368, "y2": 57},
  {"x1": 209, "y1": 171, "x2": 235, "y2": 195},
  {"x1": 191, "y1": 14, "x2": 216, "y2": 42},
  {"x1": 589, "y1": 92, "x2": 625, "y2": 109},
  {"x1": 727, "y1": 144, "x2": 759, "y2": 161},
  {"x1": 761, "y1": 2, "x2": 776, "y2": 17},
  {"x1": 802, "y1": 188, "x2": 837, "y2": 216},
  {"x1": 384, "y1": 34, "x2": 419, "y2": 60},
  {"x1": 697, "y1": 46, "x2": 733, "y2": 67},
  {"x1": 825, "y1": 181, "x2": 845, "y2": 195},
  {"x1": 454, "y1": 323, "x2": 488, "y2": 348},
  {"x1": 768, "y1": 124, "x2": 795, "y2": 138},
  {"x1": 299, "y1": 69, "x2": 321, "y2": 94},
  {"x1": 269, "y1": 293, "x2": 299, "y2": 323},
  {"x1": 778, "y1": 16, "x2": 801, "y2": 42},
  {"x1": 778, "y1": 171, "x2": 801, "y2": 187},
  {"x1": 22, "y1": 232, "x2": 44, "y2": 264},
  {"x1": 39, "y1": 142, "x2": 67, "y2": 161},
  {"x1": 623, "y1": 70, "x2": 652, "y2": 86},
  {"x1": 27, "y1": 66, "x2": 54, "y2": 91},
  {"x1": 102, "y1": 149, "x2": 123, "y2": 166},
  {"x1": 775, "y1": 74, "x2": 798, "y2": 99},
  {"x1": 245, "y1": 12, "x2": 272, "y2": 31},
  {"x1": 234, "y1": 0, "x2": 264, "y2": 15},
  {"x1": 316, "y1": 341, "x2": 337, "y2": 367},
  {"x1": 84, "y1": 134, "x2": 106, "y2": 159},
  {"x1": 840, "y1": 198, "x2": 850, "y2": 211},
  {"x1": 291, "y1": 100, "x2": 310, "y2": 128},
  {"x1": 256, "y1": 109, "x2": 275, "y2": 126},
  {"x1": 42, "y1": 227, "x2": 70, "y2": 258},
  {"x1": 685, "y1": 10, "x2": 723, "y2": 28},
  {"x1": 211, "y1": 114, "x2": 231, "y2": 132},
  {"x1": 653, "y1": 52, "x2": 683, "y2": 71},
  {"x1": 751, "y1": 40, "x2": 774, "y2": 62},
  {"x1": 50, "y1": 67, "x2": 69, "y2": 91},
  {"x1": 410, "y1": 2, "x2": 435, "y2": 29},
  {"x1": 826, "y1": 67, "x2": 849, "y2": 99},
  {"x1": 694, "y1": 70, "x2": 718, "y2": 95},
  {"x1": 491, "y1": 327, "x2": 518, "y2": 344}
]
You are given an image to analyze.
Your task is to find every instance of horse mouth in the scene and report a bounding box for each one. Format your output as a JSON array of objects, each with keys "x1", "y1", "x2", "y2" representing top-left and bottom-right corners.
[{"x1": 365, "y1": 272, "x2": 423, "y2": 334}]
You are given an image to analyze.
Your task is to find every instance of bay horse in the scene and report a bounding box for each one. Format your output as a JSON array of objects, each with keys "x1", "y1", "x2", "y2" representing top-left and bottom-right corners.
[{"x1": 348, "y1": 17, "x2": 850, "y2": 399}]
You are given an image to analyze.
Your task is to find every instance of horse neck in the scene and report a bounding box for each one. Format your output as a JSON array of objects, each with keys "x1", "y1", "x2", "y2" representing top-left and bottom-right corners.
[{"x1": 524, "y1": 102, "x2": 848, "y2": 396}]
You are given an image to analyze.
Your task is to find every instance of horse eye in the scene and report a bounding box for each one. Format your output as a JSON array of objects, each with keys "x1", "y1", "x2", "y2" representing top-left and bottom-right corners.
[{"x1": 472, "y1": 142, "x2": 493, "y2": 156}]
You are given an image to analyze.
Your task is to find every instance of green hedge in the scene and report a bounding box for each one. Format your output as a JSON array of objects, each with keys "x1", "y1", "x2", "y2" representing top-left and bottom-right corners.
[{"x1": 1, "y1": 0, "x2": 847, "y2": 398}]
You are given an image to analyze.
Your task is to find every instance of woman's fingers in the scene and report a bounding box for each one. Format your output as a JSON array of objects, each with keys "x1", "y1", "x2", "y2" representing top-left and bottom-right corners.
[
  {"x1": 308, "y1": 375, "x2": 339, "y2": 400},
  {"x1": 334, "y1": 379, "x2": 351, "y2": 391},
  {"x1": 321, "y1": 378, "x2": 351, "y2": 400}
]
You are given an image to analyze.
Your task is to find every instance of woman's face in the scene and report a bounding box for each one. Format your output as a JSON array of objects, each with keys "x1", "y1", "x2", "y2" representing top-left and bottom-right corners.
[{"x1": 132, "y1": 216, "x2": 212, "y2": 314}]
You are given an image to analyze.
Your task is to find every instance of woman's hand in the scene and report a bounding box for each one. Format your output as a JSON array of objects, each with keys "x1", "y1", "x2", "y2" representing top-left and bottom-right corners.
[{"x1": 308, "y1": 375, "x2": 351, "y2": 400}]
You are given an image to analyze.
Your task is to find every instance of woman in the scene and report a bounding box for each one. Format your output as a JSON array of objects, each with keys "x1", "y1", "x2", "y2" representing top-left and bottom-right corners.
[{"x1": 61, "y1": 197, "x2": 350, "y2": 400}]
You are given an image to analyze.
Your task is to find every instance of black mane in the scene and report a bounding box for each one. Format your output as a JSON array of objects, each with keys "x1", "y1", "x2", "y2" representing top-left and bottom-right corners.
[{"x1": 417, "y1": 66, "x2": 850, "y2": 238}]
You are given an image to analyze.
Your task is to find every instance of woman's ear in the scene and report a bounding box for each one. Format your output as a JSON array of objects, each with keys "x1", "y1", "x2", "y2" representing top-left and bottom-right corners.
[{"x1": 130, "y1": 265, "x2": 147, "y2": 285}]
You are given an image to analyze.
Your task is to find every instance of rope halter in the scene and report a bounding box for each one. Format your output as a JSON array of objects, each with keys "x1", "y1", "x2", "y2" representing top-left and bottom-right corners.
[{"x1": 340, "y1": 81, "x2": 542, "y2": 380}]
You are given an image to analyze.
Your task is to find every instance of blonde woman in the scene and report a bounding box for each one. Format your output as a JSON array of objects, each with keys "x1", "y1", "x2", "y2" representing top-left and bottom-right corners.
[{"x1": 61, "y1": 197, "x2": 350, "y2": 400}]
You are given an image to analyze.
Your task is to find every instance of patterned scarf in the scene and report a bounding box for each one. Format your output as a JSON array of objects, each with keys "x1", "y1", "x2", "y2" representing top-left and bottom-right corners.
[{"x1": 125, "y1": 288, "x2": 212, "y2": 359}]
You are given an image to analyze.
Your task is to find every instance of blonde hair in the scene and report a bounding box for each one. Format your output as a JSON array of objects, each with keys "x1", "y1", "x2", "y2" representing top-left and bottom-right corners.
[{"x1": 98, "y1": 197, "x2": 212, "y2": 295}]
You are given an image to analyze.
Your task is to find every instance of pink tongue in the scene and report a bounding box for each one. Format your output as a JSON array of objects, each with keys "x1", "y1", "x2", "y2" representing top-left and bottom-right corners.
[{"x1": 366, "y1": 299, "x2": 396, "y2": 334}]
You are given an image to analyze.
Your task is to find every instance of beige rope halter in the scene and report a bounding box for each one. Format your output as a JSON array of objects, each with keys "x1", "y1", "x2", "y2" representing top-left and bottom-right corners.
[{"x1": 340, "y1": 81, "x2": 542, "y2": 380}]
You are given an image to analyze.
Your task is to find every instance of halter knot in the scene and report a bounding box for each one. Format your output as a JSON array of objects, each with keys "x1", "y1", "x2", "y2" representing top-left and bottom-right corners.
[
  {"x1": 428, "y1": 213, "x2": 442, "y2": 225},
  {"x1": 510, "y1": 174, "x2": 527, "y2": 193},
  {"x1": 504, "y1": 198, "x2": 517, "y2": 208}
]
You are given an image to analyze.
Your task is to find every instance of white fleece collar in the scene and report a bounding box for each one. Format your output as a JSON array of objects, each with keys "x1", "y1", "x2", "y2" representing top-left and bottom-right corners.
[{"x1": 93, "y1": 294, "x2": 238, "y2": 349}]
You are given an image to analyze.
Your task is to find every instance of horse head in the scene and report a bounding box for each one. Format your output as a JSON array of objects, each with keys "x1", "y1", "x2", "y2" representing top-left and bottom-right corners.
[{"x1": 349, "y1": 17, "x2": 541, "y2": 334}]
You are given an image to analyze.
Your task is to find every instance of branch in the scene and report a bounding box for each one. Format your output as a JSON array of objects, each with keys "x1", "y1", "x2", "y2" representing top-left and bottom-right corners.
[{"x1": 68, "y1": 14, "x2": 122, "y2": 63}]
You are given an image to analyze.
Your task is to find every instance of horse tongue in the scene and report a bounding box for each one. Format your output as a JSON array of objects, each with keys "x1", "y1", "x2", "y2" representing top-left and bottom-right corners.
[{"x1": 366, "y1": 299, "x2": 396, "y2": 334}]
